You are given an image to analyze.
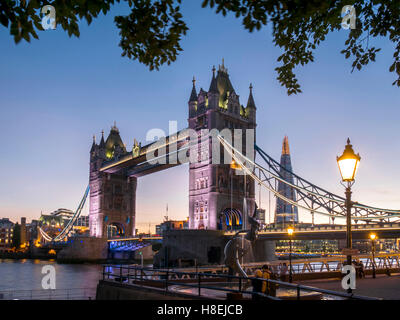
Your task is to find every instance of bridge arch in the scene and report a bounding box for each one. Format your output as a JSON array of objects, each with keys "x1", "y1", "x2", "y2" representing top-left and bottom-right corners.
[
  {"x1": 106, "y1": 222, "x2": 125, "y2": 238},
  {"x1": 218, "y1": 208, "x2": 242, "y2": 231}
]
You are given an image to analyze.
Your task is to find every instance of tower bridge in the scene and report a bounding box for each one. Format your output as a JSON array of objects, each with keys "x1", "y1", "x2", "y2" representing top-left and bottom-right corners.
[
  {"x1": 39, "y1": 61, "x2": 400, "y2": 250},
  {"x1": 90, "y1": 61, "x2": 257, "y2": 238},
  {"x1": 90, "y1": 63, "x2": 400, "y2": 242}
]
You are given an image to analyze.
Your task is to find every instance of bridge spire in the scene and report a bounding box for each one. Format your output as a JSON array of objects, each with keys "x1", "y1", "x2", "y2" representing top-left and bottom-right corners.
[
  {"x1": 209, "y1": 66, "x2": 218, "y2": 93},
  {"x1": 189, "y1": 76, "x2": 197, "y2": 102},
  {"x1": 246, "y1": 83, "x2": 256, "y2": 110},
  {"x1": 90, "y1": 134, "x2": 97, "y2": 152},
  {"x1": 99, "y1": 130, "x2": 105, "y2": 148}
]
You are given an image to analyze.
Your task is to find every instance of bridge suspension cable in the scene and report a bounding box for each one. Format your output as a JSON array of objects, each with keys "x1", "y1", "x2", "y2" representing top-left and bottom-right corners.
[
  {"x1": 38, "y1": 186, "x2": 90, "y2": 242},
  {"x1": 217, "y1": 135, "x2": 400, "y2": 223}
]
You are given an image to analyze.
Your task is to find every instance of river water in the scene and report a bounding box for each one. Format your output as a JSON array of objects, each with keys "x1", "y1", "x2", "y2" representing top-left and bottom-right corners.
[{"x1": 0, "y1": 259, "x2": 102, "y2": 292}]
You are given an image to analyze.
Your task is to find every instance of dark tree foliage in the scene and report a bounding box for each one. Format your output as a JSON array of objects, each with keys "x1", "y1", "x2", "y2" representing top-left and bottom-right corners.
[{"x1": 1, "y1": 0, "x2": 400, "y2": 95}]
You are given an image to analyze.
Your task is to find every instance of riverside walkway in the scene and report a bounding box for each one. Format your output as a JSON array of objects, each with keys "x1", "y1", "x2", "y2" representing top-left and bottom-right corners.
[{"x1": 298, "y1": 273, "x2": 400, "y2": 299}]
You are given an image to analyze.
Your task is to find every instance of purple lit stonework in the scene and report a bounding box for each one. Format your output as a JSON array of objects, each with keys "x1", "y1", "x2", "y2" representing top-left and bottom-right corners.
[
  {"x1": 88, "y1": 62, "x2": 258, "y2": 237},
  {"x1": 89, "y1": 125, "x2": 137, "y2": 238},
  {"x1": 188, "y1": 62, "x2": 257, "y2": 231}
]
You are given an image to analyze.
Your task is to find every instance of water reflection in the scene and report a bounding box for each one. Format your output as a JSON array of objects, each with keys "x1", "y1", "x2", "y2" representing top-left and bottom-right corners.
[{"x1": 0, "y1": 259, "x2": 102, "y2": 291}]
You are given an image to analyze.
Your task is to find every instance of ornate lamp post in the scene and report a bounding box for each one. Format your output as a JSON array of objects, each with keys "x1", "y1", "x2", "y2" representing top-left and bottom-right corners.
[
  {"x1": 337, "y1": 138, "x2": 361, "y2": 292},
  {"x1": 287, "y1": 227, "x2": 294, "y2": 283},
  {"x1": 370, "y1": 233, "x2": 377, "y2": 278}
]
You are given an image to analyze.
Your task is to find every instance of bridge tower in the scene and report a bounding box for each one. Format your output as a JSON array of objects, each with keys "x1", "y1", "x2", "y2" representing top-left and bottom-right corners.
[
  {"x1": 188, "y1": 61, "x2": 257, "y2": 231},
  {"x1": 274, "y1": 136, "x2": 298, "y2": 227},
  {"x1": 89, "y1": 124, "x2": 137, "y2": 238}
]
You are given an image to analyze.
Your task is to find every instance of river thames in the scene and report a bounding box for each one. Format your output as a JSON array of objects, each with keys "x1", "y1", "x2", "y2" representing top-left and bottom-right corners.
[{"x1": 0, "y1": 259, "x2": 102, "y2": 294}]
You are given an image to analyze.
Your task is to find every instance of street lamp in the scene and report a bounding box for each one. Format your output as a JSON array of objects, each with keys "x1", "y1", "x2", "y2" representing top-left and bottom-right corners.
[
  {"x1": 287, "y1": 227, "x2": 294, "y2": 283},
  {"x1": 337, "y1": 138, "x2": 361, "y2": 269},
  {"x1": 370, "y1": 233, "x2": 377, "y2": 278}
]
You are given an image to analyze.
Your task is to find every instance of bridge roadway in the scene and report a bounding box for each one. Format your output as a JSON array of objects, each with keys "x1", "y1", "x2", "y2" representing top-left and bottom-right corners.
[
  {"x1": 249, "y1": 222, "x2": 400, "y2": 240},
  {"x1": 108, "y1": 222, "x2": 400, "y2": 243},
  {"x1": 100, "y1": 129, "x2": 190, "y2": 177}
]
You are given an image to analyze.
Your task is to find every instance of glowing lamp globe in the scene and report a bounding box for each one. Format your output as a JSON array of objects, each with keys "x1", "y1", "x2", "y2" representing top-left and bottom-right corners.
[
  {"x1": 287, "y1": 227, "x2": 294, "y2": 236},
  {"x1": 230, "y1": 159, "x2": 242, "y2": 170},
  {"x1": 337, "y1": 138, "x2": 361, "y2": 182}
]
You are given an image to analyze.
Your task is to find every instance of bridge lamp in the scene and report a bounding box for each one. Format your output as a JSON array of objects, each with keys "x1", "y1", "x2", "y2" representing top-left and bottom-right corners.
[
  {"x1": 369, "y1": 233, "x2": 377, "y2": 278},
  {"x1": 287, "y1": 227, "x2": 294, "y2": 283},
  {"x1": 369, "y1": 233, "x2": 377, "y2": 241},
  {"x1": 337, "y1": 138, "x2": 361, "y2": 293},
  {"x1": 230, "y1": 159, "x2": 242, "y2": 170},
  {"x1": 337, "y1": 138, "x2": 361, "y2": 183}
]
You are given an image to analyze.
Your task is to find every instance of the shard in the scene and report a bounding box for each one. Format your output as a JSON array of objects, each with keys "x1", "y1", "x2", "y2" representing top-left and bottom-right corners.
[{"x1": 274, "y1": 136, "x2": 298, "y2": 226}]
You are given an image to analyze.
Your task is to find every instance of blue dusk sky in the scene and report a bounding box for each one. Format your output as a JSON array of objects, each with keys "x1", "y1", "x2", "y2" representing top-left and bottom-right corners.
[{"x1": 1, "y1": 2, "x2": 400, "y2": 232}]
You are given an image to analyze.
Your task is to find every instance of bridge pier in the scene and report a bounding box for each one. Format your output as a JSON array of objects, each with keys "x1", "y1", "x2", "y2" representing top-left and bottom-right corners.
[
  {"x1": 253, "y1": 240, "x2": 276, "y2": 262},
  {"x1": 153, "y1": 229, "x2": 276, "y2": 268},
  {"x1": 57, "y1": 236, "x2": 108, "y2": 263}
]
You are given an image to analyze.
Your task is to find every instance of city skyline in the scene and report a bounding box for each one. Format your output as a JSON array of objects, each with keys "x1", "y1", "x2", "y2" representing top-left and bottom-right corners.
[{"x1": 1, "y1": 2, "x2": 400, "y2": 233}]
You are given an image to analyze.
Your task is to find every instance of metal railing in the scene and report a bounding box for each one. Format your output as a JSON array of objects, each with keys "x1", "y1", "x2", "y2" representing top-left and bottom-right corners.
[
  {"x1": 149, "y1": 254, "x2": 400, "y2": 278},
  {"x1": 0, "y1": 287, "x2": 96, "y2": 300},
  {"x1": 101, "y1": 265, "x2": 378, "y2": 300}
]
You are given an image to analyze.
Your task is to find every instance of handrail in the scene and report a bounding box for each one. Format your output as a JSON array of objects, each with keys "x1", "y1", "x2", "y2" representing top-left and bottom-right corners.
[
  {"x1": 0, "y1": 287, "x2": 96, "y2": 300},
  {"x1": 101, "y1": 265, "x2": 379, "y2": 300}
]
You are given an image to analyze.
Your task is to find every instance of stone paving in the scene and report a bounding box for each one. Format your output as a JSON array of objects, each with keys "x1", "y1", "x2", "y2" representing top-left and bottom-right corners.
[{"x1": 298, "y1": 273, "x2": 400, "y2": 300}]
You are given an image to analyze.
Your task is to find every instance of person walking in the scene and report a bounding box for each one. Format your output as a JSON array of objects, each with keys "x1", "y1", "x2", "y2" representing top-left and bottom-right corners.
[
  {"x1": 359, "y1": 261, "x2": 365, "y2": 278},
  {"x1": 280, "y1": 263, "x2": 288, "y2": 282}
]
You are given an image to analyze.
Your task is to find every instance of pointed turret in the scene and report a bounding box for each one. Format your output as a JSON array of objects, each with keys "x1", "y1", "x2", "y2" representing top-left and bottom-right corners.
[
  {"x1": 90, "y1": 134, "x2": 97, "y2": 152},
  {"x1": 245, "y1": 83, "x2": 256, "y2": 123},
  {"x1": 206, "y1": 59, "x2": 235, "y2": 109},
  {"x1": 209, "y1": 66, "x2": 218, "y2": 93},
  {"x1": 105, "y1": 122, "x2": 126, "y2": 159},
  {"x1": 188, "y1": 77, "x2": 198, "y2": 118},
  {"x1": 189, "y1": 76, "x2": 197, "y2": 102},
  {"x1": 99, "y1": 130, "x2": 105, "y2": 148},
  {"x1": 246, "y1": 83, "x2": 256, "y2": 109}
]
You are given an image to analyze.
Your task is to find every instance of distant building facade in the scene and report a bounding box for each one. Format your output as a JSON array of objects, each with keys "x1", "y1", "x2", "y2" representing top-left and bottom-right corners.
[
  {"x1": 156, "y1": 219, "x2": 189, "y2": 236},
  {"x1": 0, "y1": 218, "x2": 14, "y2": 250}
]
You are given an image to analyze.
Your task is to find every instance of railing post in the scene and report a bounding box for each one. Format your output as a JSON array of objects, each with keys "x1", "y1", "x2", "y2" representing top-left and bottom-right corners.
[
  {"x1": 166, "y1": 270, "x2": 169, "y2": 292},
  {"x1": 198, "y1": 274, "x2": 201, "y2": 296},
  {"x1": 120, "y1": 265, "x2": 122, "y2": 283},
  {"x1": 297, "y1": 285, "x2": 301, "y2": 300}
]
